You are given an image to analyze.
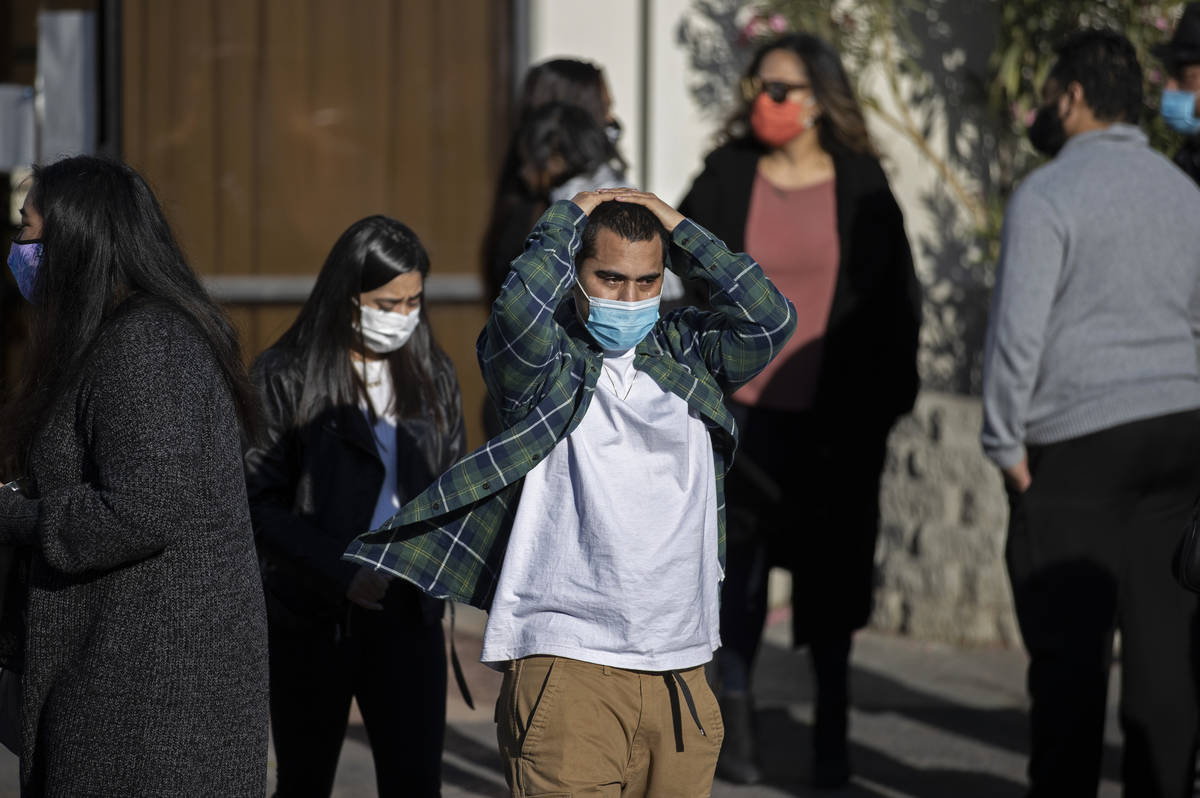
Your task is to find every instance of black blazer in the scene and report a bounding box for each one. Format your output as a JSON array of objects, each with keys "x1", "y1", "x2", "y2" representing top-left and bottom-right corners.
[
  {"x1": 679, "y1": 140, "x2": 921, "y2": 432},
  {"x1": 244, "y1": 345, "x2": 466, "y2": 627}
]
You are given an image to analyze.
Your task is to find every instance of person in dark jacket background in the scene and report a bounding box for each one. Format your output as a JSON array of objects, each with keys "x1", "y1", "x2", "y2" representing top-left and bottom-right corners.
[
  {"x1": 678, "y1": 32, "x2": 921, "y2": 789},
  {"x1": 245, "y1": 216, "x2": 466, "y2": 797},
  {"x1": 1154, "y1": 2, "x2": 1200, "y2": 185},
  {"x1": 0, "y1": 156, "x2": 268, "y2": 795},
  {"x1": 481, "y1": 58, "x2": 627, "y2": 306},
  {"x1": 478, "y1": 59, "x2": 630, "y2": 439}
]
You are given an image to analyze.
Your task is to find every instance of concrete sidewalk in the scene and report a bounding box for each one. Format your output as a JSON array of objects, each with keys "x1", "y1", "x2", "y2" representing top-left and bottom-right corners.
[{"x1": 0, "y1": 605, "x2": 1124, "y2": 797}]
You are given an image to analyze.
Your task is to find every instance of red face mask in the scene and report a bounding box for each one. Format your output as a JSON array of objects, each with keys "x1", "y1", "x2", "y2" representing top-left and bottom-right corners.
[{"x1": 749, "y1": 92, "x2": 809, "y2": 148}]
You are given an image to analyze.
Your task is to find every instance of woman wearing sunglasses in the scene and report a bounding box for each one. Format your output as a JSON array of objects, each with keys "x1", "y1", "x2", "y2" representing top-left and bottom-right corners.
[{"x1": 679, "y1": 33, "x2": 921, "y2": 788}]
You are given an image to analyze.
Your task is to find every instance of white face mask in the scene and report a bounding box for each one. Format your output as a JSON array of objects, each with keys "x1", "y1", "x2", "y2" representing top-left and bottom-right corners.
[{"x1": 357, "y1": 303, "x2": 421, "y2": 353}]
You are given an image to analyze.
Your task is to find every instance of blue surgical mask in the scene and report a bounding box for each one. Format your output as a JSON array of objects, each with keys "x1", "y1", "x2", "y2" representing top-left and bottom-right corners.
[
  {"x1": 7, "y1": 240, "x2": 43, "y2": 303},
  {"x1": 575, "y1": 278, "x2": 661, "y2": 351},
  {"x1": 1161, "y1": 89, "x2": 1200, "y2": 135}
]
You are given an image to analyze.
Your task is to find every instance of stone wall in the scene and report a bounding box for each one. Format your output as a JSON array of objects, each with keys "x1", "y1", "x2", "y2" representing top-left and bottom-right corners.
[{"x1": 870, "y1": 390, "x2": 1020, "y2": 646}]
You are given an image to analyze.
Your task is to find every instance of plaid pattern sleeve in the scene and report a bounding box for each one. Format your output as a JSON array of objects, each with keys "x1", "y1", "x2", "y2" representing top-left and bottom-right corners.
[
  {"x1": 477, "y1": 201, "x2": 587, "y2": 422},
  {"x1": 664, "y1": 218, "x2": 797, "y2": 392}
]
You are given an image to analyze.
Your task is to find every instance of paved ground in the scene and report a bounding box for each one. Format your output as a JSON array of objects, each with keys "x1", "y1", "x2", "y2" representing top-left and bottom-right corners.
[{"x1": 0, "y1": 605, "x2": 1125, "y2": 797}]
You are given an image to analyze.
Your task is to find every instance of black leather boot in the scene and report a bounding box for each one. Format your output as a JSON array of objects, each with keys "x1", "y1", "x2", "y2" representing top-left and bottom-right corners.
[{"x1": 715, "y1": 692, "x2": 764, "y2": 784}]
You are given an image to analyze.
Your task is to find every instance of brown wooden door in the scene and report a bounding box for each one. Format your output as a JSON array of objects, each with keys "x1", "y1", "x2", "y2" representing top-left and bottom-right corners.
[{"x1": 121, "y1": 0, "x2": 511, "y2": 448}]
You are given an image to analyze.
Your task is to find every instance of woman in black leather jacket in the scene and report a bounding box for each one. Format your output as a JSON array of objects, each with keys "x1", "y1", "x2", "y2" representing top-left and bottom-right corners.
[{"x1": 244, "y1": 216, "x2": 465, "y2": 797}]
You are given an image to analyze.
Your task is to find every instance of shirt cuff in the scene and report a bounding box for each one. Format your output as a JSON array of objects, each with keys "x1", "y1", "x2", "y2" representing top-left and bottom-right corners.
[
  {"x1": 985, "y1": 442, "x2": 1027, "y2": 471},
  {"x1": 671, "y1": 218, "x2": 713, "y2": 253},
  {"x1": 553, "y1": 200, "x2": 590, "y2": 231}
]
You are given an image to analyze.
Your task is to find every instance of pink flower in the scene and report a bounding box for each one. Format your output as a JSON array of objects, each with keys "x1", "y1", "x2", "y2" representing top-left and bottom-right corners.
[
  {"x1": 1155, "y1": 16, "x2": 1168, "y2": 31},
  {"x1": 738, "y1": 12, "x2": 768, "y2": 43},
  {"x1": 1012, "y1": 102, "x2": 1034, "y2": 127},
  {"x1": 768, "y1": 13, "x2": 788, "y2": 33},
  {"x1": 1149, "y1": 68, "x2": 1163, "y2": 85}
]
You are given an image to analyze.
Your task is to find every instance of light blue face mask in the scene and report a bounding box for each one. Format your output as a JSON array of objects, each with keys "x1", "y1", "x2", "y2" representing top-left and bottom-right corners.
[
  {"x1": 575, "y1": 277, "x2": 661, "y2": 351},
  {"x1": 1161, "y1": 89, "x2": 1200, "y2": 135}
]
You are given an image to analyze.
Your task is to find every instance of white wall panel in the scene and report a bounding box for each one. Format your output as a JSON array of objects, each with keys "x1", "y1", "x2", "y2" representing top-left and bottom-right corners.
[{"x1": 527, "y1": 0, "x2": 646, "y2": 188}]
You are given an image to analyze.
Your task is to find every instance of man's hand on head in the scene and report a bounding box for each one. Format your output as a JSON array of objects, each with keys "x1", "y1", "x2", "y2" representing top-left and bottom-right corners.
[
  {"x1": 570, "y1": 189, "x2": 619, "y2": 216},
  {"x1": 609, "y1": 190, "x2": 685, "y2": 233},
  {"x1": 570, "y1": 189, "x2": 686, "y2": 233}
]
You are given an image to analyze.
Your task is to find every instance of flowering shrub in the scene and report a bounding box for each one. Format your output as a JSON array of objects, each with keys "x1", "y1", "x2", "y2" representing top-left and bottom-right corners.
[
  {"x1": 989, "y1": 0, "x2": 1185, "y2": 150},
  {"x1": 682, "y1": 0, "x2": 1191, "y2": 392},
  {"x1": 757, "y1": 0, "x2": 1186, "y2": 177},
  {"x1": 752, "y1": 0, "x2": 1187, "y2": 247}
]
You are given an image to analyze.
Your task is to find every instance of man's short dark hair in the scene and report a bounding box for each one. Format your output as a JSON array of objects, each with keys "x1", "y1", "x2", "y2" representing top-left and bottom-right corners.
[
  {"x1": 1050, "y1": 29, "x2": 1143, "y2": 124},
  {"x1": 578, "y1": 200, "x2": 670, "y2": 268}
]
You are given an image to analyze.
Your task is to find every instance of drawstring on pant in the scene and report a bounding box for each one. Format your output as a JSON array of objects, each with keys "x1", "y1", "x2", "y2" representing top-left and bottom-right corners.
[{"x1": 663, "y1": 671, "x2": 706, "y2": 752}]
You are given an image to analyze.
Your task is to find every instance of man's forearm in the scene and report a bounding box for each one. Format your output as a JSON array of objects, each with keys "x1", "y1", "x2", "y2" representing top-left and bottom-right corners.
[
  {"x1": 670, "y1": 218, "x2": 797, "y2": 387},
  {"x1": 980, "y1": 340, "x2": 1031, "y2": 471},
  {"x1": 477, "y1": 200, "x2": 586, "y2": 414},
  {"x1": 981, "y1": 185, "x2": 1062, "y2": 471}
]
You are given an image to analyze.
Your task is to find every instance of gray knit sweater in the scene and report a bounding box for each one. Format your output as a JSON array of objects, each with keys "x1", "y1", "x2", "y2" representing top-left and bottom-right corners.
[
  {"x1": 0, "y1": 300, "x2": 268, "y2": 795},
  {"x1": 982, "y1": 124, "x2": 1200, "y2": 468}
]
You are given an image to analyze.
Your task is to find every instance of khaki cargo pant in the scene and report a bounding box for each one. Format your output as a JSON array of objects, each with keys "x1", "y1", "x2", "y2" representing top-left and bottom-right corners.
[{"x1": 495, "y1": 655, "x2": 724, "y2": 797}]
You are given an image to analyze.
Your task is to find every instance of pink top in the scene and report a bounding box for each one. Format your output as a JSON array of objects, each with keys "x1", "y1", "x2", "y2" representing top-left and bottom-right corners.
[{"x1": 733, "y1": 172, "x2": 839, "y2": 411}]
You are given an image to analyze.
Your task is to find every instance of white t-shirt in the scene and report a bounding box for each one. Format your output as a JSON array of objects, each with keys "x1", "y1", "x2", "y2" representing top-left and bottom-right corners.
[
  {"x1": 358, "y1": 358, "x2": 402, "y2": 530},
  {"x1": 480, "y1": 347, "x2": 723, "y2": 671}
]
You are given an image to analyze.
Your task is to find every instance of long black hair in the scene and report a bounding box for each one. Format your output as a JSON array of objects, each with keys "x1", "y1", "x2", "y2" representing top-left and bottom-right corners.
[
  {"x1": 273, "y1": 215, "x2": 455, "y2": 437},
  {"x1": 0, "y1": 156, "x2": 256, "y2": 474},
  {"x1": 482, "y1": 58, "x2": 626, "y2": 302},
  {"x1": 725, "y1": 33, "x2": 875, "y2": 157},
  {"x1": 518, "y1": 59, "x2": 611, "y2": 124},
  {"x1": 515, "y1": 102, "x2": 611, "y2": 195}
]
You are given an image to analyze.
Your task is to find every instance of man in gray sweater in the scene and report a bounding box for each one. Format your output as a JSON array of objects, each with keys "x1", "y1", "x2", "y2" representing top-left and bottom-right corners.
[{"x1": 982, "y1": 30, "x2": 1200, "y2": 798}]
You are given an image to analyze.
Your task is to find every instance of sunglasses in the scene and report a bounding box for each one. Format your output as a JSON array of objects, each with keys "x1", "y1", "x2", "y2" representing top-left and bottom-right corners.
[{"x1": 741, "y1": 77, "x2": 811, "y2": 103}]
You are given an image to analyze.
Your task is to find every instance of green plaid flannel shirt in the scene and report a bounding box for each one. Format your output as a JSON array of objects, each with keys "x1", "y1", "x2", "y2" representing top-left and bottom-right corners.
[{"x1": 344, "y1": 200, "x2": 796, "y2": 608}]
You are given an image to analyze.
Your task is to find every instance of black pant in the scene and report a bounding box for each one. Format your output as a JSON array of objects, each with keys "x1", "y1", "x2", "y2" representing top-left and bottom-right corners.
[
  {"x1": 1006, "y1": 410, "x2": 1200, "y2": 798},
  {"x1": 268, "y1": 592, "x2": 447, "y2": 798},
  {"x1": 717, "y1": 404, "x2": 887, "y2": 694}
]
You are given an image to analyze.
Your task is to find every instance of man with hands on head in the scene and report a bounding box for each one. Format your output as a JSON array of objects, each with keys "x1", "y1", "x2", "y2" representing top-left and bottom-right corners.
[{"x1": 345, "y1": 187, "x2": 796, "y2": 797}]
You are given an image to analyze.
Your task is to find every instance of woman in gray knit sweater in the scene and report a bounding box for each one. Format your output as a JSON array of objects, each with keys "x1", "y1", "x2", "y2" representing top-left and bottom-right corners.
[{"x1": 0, "y1": 157, "x2": 269, "y2": 795}]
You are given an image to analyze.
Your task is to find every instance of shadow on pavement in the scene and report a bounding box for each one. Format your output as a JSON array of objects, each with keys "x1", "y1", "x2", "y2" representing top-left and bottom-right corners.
[
  {"x1": 851, "y1": 664, "x2": 1122, "y2": 786},
  {"x1": 443, "y1": 727, "x2": 507, "y2": 797},
  {"x1": 752, "y1": 705, "x2": 1024, "y2": 797},
  {"x1": 744, "y1": 639, "x2": 1123, "y2": 795},
  {"x1": 345, "y1": 720, "x2": 508, "y2": 796}
]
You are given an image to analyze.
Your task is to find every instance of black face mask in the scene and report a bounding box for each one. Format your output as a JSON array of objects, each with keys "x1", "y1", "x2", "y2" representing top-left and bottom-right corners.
[{"x1": 1027, "y1": 99, "x2": 1067, "y2": 158}]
